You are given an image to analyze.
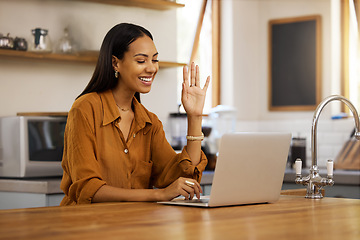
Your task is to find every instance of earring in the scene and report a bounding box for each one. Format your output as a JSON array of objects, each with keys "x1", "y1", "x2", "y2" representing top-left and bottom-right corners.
[{"x1": 115, "y1": 70, "x2": 119, "y2": 78}]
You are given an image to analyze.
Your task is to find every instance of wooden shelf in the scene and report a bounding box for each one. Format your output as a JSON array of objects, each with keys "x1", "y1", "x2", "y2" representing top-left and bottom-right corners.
[
  {"x1": 0, "y1": 1, "x2": 185, "y2": 66},
  {"x1": 67, "y1": 0, "x2": 184, "y2": 10},
  {"x1": 0, "y1": 49, "x2": 98, "y2": 64},
  {"x1": 0, "y1": 49, "x2": 185, "y2": 68}
]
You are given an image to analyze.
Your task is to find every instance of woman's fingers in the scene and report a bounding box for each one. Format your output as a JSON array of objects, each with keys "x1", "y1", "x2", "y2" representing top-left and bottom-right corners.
[
  {"x1": 182, "y1": 179, "x2": 201, "y2": 199},
  {"x1": 195, "y1": 65, "x2": 200, "y2": 87},
  {"x1": 203, "y1": 76, "x2": 210, "y2": 92},
  {"x1": 183, "y1": 65, "x2": 189, "y2": 86},
  {"x1": 182, "y1": 185, "x2": 195, "y2": 200},
  {"x1": 183, "y1": 62, "x2": 210, "y2": 91},
  {"x1": 163, "y1": 177, "x2": 203, "y2": 201}
]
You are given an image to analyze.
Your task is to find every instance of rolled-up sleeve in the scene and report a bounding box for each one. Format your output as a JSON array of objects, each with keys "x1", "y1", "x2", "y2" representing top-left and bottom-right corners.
[
  {"x1": 177, "y1": 146, "x2": 208, "y2": 182},
  {"x1": 149, "y1": 117, "x2": 208, "y2": 188},
  {"x1": 60, "y1": 107, "x2": 106, "y2": 205}
]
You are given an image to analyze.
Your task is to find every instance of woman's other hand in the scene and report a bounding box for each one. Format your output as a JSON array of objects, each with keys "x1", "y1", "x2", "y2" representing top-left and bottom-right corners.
[
  {"x1": 181, "y1": 62, "x2": 210, "y2": 117},
  {"x1": 161, "y1": 177, "x2": 202, "y2": 201}
]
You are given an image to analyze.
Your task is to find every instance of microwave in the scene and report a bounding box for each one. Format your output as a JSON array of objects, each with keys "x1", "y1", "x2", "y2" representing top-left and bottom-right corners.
[{"x1": 0, "y1": 116, "x2": 67, "y2": 178}]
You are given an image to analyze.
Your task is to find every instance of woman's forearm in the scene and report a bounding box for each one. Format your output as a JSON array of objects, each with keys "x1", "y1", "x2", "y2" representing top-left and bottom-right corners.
[
  {"x1": 186, "y1": 115, "x2": 203, "y2": 166},
  {"x1": 180, "y1": 63, "x2": 209, "y2": 166},
  {"x1": 92, "y1": 177, "x2": 202, "y2": 203},
  {"x1": 92, "y1": 185, "x2": 163, "y2": 203}
]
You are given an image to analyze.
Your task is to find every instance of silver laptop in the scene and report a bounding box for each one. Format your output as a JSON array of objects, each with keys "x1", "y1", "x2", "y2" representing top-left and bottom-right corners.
[{"x1": 158, "y1": 132, "x2": 291, "y2": 207}]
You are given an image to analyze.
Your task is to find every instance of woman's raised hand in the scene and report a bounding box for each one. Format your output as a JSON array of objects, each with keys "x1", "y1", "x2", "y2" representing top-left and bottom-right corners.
[{"x1": 181, "y1": 62, "x2": 210, "y2": 117}]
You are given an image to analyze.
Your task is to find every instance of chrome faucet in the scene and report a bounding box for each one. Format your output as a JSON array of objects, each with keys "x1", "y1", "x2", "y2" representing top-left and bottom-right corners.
[{"x1": 295, "y1": 95, "x2": 360, "y2": 199}]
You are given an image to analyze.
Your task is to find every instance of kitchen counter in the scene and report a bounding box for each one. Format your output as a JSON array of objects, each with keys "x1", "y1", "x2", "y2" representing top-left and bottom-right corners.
[
  {"x1": 0, "y1": 177, "x2": 64, "y2": 209},
  {"x1": 201, "y1": 169, "x2": 360, "y2": 185},
  {"x1": 0, "y1": 196, "x2": 359, "y2": 239},
  {"x1": 201, "y1": 169, "x2": 360, "y2": 198},
  {"x1": 0, "y1": 168, "x2": 358, "y2": 195},
  {"x1": 283, "y1": 168, "x2": 360, "y2": 185},
  {"x1": 0, "y1": 168, "x2": 358, "y2": 209},
  {"x1": 282, "y1": 168, "x2": 360, "y2": 199},
  {"x1": 0, "y1": 177, "x2": 62, "y2": 194}
]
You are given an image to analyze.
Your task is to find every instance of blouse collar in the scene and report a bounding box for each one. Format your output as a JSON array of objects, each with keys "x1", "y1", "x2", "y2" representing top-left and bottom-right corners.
[{"x1": 100, "y1": 90, "x2": 152, "y2": 129}]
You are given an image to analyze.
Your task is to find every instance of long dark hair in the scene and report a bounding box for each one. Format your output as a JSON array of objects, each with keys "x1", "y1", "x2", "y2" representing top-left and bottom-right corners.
[{"x1": 77, "y1": 23, "x2": 153, "y2": 102}]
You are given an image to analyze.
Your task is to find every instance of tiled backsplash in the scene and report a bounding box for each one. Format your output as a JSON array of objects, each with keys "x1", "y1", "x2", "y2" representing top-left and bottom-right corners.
[{"x1": 236, "y1": 118, "x2": 356, "y2": 168}]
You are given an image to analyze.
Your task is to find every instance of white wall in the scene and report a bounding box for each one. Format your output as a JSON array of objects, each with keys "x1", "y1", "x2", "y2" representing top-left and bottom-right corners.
[
  {"x1": 0, "y1": 0, "x2": 179, "y2": 122},
  {"x1": 1, "y1": 0, "x2": 347, "y2": 124},
  {"x1": 236, "y1": 118, "x2": 355, "y2": 168},
  {"x1": 220, "y1": 0, "x2": 356, "y2": 168},
  {"x1": 222, "y1": 0, "x2": 342, "y2": 121},
  {"x1": 223, "y1": 0, "x2": 261, "y2": 119}
]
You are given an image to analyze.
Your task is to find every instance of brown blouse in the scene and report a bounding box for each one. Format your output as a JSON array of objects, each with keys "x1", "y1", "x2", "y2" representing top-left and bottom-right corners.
[{"x1": 60, "y1": 90, "x2": 207, "y2": 205}]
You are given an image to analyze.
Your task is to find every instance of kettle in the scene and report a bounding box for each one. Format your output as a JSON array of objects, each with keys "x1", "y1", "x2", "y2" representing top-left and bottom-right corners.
[
  {"x1": 14, "y1": 37, "x2": 28, "y2": 51},
  {"x1": 29, "y1": 28, "x2": 52, "y2": 52},
  {"x1": 0, "y1": 33, "x2": 14, "y2": 49}
]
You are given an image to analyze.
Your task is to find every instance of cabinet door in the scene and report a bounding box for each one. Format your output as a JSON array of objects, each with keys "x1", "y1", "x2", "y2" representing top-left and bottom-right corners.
[{"x1": 0, "y1": 192, "x2": 64, "y2": 209}]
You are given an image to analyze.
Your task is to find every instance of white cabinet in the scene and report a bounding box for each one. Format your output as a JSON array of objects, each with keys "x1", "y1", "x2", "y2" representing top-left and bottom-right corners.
[
  {"x1": 0, "y1": 178, "x2": 64, "y2": 209},
  {"x1": 0, "y1": 192, "x2": 64, "y2": 210}
]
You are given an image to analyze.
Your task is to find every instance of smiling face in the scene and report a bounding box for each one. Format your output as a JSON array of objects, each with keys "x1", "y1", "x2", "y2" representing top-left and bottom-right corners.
[{"x1": 113, "y1": 35, "x2": 159, "y2": 95}]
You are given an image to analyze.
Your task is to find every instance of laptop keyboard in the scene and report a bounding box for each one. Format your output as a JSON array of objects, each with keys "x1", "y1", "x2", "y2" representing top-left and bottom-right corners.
[{"x1": 183, "y1": 198, "x2": 210, "y2": 204}]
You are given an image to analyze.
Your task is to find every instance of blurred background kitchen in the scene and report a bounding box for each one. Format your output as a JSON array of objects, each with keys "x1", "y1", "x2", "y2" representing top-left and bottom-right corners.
[{"x1": 0, "y1": 0, "x2": 359, "y2": 208}]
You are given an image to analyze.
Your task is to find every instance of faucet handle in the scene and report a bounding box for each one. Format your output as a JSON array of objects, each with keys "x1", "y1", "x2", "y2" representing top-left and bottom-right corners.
[
  {"x1": 327, "y1": 159, "x2": 334, "y2": 178},
  {"x1": 355, "y1": 131, "x2": 360, "y2": 140},
  {"x1": 295, "y1": 158, "x2": 302, "y2": 176}
]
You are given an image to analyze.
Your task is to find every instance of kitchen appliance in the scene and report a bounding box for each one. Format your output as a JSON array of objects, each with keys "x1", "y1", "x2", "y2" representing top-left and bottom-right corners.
[
  {"x1": 289, "y1": 137, "x2": 306, "y2": 168},
  {"x1": 0, "y1": 116, "x2": 66, "y2": 178},
  {"x1": 29, "y1": 28, "x2": 52, "y2": 52},
  {"x1": 206, "y1": 105, "x2": 237, "y2": 154},
  {"x1": 168, "y1": 112, "x2": 187, "y2": 150},
  {"x1": 201, "y1": 106, "x2": 237, "y2": 170}
]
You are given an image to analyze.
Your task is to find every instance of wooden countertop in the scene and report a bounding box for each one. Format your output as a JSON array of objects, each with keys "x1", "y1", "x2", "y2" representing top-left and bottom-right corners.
[{"x1": 0, "y1": 196, "x2": 359, "y2": 239}]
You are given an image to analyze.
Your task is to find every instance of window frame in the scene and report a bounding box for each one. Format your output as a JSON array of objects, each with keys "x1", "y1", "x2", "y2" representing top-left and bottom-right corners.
[
  {"x1": 341, "y1": 0, "x2": 360, "y2": 111},
  {"x1": 189, "y1": 0, "x2": 221, "y2": 108}
]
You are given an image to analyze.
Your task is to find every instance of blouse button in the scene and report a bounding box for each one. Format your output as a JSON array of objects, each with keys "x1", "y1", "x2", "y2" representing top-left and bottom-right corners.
[
  {"x1": 133, "y1": 133, "x2": 136, "y2": 138},
  {"x1": 124, "y1": 149, "x2": 129, "y2": 154}
]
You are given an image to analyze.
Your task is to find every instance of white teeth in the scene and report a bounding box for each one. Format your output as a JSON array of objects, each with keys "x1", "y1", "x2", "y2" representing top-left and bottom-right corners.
[{"x1": 140, "y1": 77, "x2": 152, "y2": 82}]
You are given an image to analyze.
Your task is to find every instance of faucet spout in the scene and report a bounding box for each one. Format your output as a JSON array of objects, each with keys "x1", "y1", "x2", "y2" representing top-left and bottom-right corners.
[
  {"x1": 311, "y1": 95, "x2": 360, "y2": 168},
  {"x1": 296, "y1": 95, "x2": 360, "y2": 199}
]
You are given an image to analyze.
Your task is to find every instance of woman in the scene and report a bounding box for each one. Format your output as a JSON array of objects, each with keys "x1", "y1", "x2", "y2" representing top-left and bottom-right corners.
[{"x1": 60, "y1": 23, "x2": 210, "y2": 205}]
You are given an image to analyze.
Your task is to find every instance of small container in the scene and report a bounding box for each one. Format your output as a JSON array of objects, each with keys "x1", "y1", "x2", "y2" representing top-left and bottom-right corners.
[
  {"x1": 29, "y1": 28, "x2": 52, "y2": 52},
  {"x1": 56, "y1": 28, "x2": 76, "y2": 54}
]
